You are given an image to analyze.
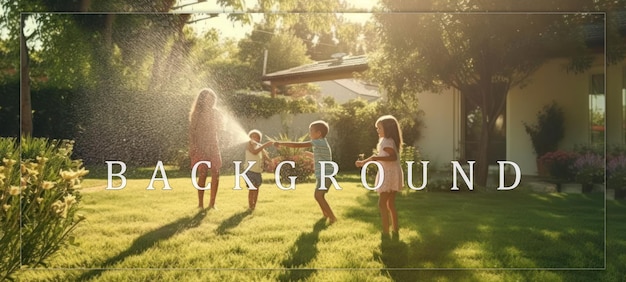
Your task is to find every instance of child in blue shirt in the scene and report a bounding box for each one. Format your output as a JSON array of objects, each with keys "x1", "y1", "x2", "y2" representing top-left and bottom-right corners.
[{"x1": 275, "y1": 120, "x2": 337, "y2": 224}]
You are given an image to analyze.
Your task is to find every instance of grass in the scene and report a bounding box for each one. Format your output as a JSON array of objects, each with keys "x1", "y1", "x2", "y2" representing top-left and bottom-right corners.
[{"x1": 16, "y1": 168, "x2": 626, "y2": 281}]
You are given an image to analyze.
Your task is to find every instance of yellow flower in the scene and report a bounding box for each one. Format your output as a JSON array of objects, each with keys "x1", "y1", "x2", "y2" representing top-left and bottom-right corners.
[
  {"x1": 27, "y1": 168, "x2": 39, "y2": 178},
  {"x1": 60, "y1": 170, "x2": 78, "y2": 181},
  {"x1": 77, "y1": 214, "x2": 86, "y2": 220},
  {"x1": 36, "y1": 156, "x2": 49, "y2": 164},
  {"x1": 64, "y1": 194, "x2": 76, "y2": 206},
  {"x1": 76, "y1": 167, "x2": 89, "y2": 177},
  {"x1": 36, "y1": 197, "x2": 44, "y2": 204},
  {"x1": 0, "y1": 166, "x2": 5, "y2": 172},
  {"x1": 2, "y1": 158, "x2": 16, "y2": 166},
  {"x1": 9, "y1": 186, "x2": 20, "y2": 196},
  {"x1": 51, "y1": 200, "x2": 64, "y2": 214},
  {"x1": 2, "y1": 204, "x2": 9, "y2": 212},
  {"x1": 42, "y1": 181, "x2": 55, "y2": 190}
]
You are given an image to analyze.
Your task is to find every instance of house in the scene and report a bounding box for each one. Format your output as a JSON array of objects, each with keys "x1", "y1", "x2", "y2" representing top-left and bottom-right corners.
[
  {"x1": 416, "y1": 56, "x2": 623, "y2": 175},
  {"x1": 262, "y1": 54, "x2": 370, "y2": 98},
  {"x1": 314, "y1": 78, "x2": 380, "y2": 104},
  {"x1": 416, "y1": 13, "x2": 625, "y2": 175},
  {"x1": 260, "y1": 17, "x2": 626, "y2": 177}
]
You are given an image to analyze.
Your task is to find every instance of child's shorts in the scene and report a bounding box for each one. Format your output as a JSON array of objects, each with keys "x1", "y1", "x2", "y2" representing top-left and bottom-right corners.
[
  {"x1": 315, "y1": 178, "x2": 332, "y2": 192},
  {"x1": 245, "y1": 171, "x2": 262, "y2": 188}
]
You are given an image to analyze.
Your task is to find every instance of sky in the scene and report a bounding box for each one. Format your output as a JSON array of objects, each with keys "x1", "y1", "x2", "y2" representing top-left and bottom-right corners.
[{"x1": 172, "y1": 0, "x2": 378, "y2": 40}]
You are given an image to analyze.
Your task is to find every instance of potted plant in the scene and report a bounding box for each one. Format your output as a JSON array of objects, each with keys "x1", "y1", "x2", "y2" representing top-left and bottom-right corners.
[
  {"x1": 539, "y1": 150, "x2": 579, "y2": 192},
  {"x1": 523, "y1": 101, "x2": 565, "y2": 176},
  {"x1": 573, "y1": 152, "x2": 604, "y2": 193}
]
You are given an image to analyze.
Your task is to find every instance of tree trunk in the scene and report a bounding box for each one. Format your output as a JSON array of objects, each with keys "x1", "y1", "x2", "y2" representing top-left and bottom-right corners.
[
  {"x1": 474, "y1": 83, "x2": 508, "y2": 187},
  {"x1": 475, "y1": 117, "x2": 491, "y2": 187},
  {"x1": 20, "y1": 15, "x2": 32, "y2": 137}
]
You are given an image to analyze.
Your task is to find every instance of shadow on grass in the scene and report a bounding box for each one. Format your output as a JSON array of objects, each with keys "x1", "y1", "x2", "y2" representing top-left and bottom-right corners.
[
  {"x1": 215, "y1": 209, "x2": 252, "y2": 235},
  {"x1": 345, "y1": 190, "x2": 605, "y2": 273},
  {"x1": 278, "y1": 218, "x2": 328, "y2": 282},
  {"x1": 77, "y1": 209, "x2": 208, "y2": 281},
  {"x1": 377, "y1": 236, "x2": 411, "y2": 281}
]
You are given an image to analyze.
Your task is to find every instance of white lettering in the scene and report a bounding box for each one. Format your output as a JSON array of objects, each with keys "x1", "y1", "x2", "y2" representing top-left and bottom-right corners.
[
  {"x1": 146, "y1": 161, "x2": 172, "y2": 190},
  {"x1": 105, "y1": 161, "x2": 127, "y2": 190},
  {"x1": 275, "y1": 161, "x2": 296, "y2": 190},
  {"x1": 360, "y1": 161, "x2": 383, "y2": 191},
  {"x1": 233, "y1": 161, "x2": 256, "y2": 190},
  {"x1": 407, "y1": 161, "x2": 429, "y2": 190},
  {"x1": 451, "y1": 161, "x2": 474, "y2": 191},
  {"x1": 497, "y1": 161, "x2": 521, "y2": 190},
  {"x1": 191, "y1": 161, "x2": 212, "y2": 190}
]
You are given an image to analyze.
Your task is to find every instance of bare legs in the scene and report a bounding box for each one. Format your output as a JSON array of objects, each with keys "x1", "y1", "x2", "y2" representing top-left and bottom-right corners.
[
  {"x1": 196, "y1": 165, "x2": 220, "y2": 209},
  {"x1": 315, "y1": 190, "x2": 336, "y2": 224},
  {"x1": 379, "y1": 191, "x2": 398, "y2": 235},
  {"x1": 207, "y1": 166, "x2": 219, "y2": 209},
  {"x1": 248, "y1": 188, "x2": 258, "y2": 210},
  {"x1": 196, "y1": 166, "x2": 207, "y2": 208}
]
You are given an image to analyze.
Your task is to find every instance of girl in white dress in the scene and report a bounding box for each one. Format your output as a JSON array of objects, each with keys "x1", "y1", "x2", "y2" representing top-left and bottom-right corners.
[{"x1": 355, "y1": 115, "x2": 403, "y2": 240}]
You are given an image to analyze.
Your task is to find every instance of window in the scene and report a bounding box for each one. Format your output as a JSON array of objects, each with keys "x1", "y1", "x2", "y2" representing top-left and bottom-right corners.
[{"x1": 589, "y1": 74, "x2": 605, "y2": 145}]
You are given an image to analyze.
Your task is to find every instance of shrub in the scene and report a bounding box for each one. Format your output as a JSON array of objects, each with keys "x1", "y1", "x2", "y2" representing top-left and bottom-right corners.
[
  {"x1": 607, "y1": 154, "x2": 626, "y2": 191},
  {"x1": 400, "y1": 144, "x2": 424, "y2": 189},
  {"x1": 573, "y1": 153, "x2": 604, "y2": 188},
  {"x1": 358, "y1": 150, "x2": 378, "y2": 184},
  {"x1": 267, "y1": 133, "x2": 315, "y2": 184},
  {"x1": 322, "y1": 98, "x2": 424, "y2": 170},
  {"x1": 523, "y1": 102, "x2": 565, "y2": 158},
  {"x1": 539, "y1": 150, "x2": 579, "y2": 182},
  {"x1": 0, "y1": 137, "x2": 87, "y2": 280}
]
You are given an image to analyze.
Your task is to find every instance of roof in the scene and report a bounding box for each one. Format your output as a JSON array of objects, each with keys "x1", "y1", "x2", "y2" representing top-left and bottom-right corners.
[
  {"x1": 332, "y1": 79, "x2": 379, "y2": 98},
  {"x1": 261, "y1": 55, "x2": 369, "y2": 85}
]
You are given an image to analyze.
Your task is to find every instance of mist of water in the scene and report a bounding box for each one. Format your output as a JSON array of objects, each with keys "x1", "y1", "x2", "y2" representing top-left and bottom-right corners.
[
  {"x1": 73, "y1": 13, "x2": 255, "y2": 165},
  {"x1": 218, "y1": 107, "x2": 250, "y2": 147}
]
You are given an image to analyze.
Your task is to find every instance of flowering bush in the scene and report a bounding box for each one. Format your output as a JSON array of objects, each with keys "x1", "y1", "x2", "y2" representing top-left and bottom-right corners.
[
  {"x1": 267, "y1": 133, "x2": 315, "y2": 184},
  {"x1": 607, "y1": 154, "x2": 626, "y2": 191},
  {"x1": 539, "y1": 150, "x2": 579, "y2": 182},
  {"x1": 1, "y1": 137, "x2": 87, "y2": 280},
  {"x1": 268, "y1": 154, "x2": 315, "y2": 184},
  {"x1": 572, "y1": 153, "x2": 605, "y2": 186}
]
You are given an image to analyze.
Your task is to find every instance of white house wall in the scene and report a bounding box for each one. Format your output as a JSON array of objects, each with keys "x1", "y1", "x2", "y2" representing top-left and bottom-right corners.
[
  {"x1": 508, "y1": 58, "x2": 592, "y2": 175},
  {"x1": 414, "y1": 89, "x2": 459, "y2": 170},
  {"x1": 415, "y1": 56, "x2": 625, "y2": 176}
]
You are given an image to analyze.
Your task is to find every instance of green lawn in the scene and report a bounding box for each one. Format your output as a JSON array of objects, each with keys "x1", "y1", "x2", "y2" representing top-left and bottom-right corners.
[{"x1": 17, "y1": 169, "x2": 626, "y2": 281}]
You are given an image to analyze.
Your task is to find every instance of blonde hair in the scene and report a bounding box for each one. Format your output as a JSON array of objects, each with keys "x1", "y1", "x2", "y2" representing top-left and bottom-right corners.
[
  {"x1": 248, "y1": 129, "x2": 262, "y2": 140},
  {"x1": 189, "y1": 88, "x2": 217, "y2": 121}
]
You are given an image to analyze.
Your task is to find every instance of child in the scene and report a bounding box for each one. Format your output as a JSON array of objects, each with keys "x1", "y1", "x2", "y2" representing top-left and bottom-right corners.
[
  {"x1": 355, "y1": 115, "x2": 403, "y2": 240},
  {"x1": 245, "y1": 129, "x2": 273, "y2": 210},
  {"x1": 189, "y1": 88, "x2": 222, "y2": 209},
  {"x1": 274, "y1": 120, "x2": 337, "y2": 224}
]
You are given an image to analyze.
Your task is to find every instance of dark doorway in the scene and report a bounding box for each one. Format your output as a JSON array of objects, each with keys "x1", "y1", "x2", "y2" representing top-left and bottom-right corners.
[{"x1": 461, "y1": 96, "x2": 506, "y2": 164}]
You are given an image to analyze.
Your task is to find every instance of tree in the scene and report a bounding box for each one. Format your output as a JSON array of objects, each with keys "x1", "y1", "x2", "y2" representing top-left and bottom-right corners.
[
  {"x1": 237, "y1": 23, "x2": 313, "y2": 95},
  {"x1": 1, "y1": 0, "x2": 182, "y2": 137},
  {"x1": 367, "y1": 1, "x2": 618, "y2": 186}
]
